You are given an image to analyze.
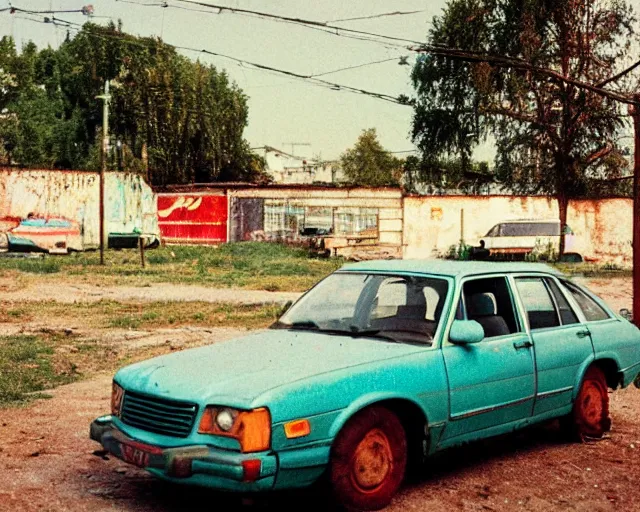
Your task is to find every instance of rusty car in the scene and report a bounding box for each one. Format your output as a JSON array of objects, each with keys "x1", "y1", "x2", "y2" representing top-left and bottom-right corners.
[{"x1": 90, "y1": 260, "x2": 640, "y2": 510}]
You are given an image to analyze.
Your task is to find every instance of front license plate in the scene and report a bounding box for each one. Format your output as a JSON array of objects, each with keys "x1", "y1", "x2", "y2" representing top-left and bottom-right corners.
[{"x1": 120, "y1": 443, "x2": 151, "y2": 468}]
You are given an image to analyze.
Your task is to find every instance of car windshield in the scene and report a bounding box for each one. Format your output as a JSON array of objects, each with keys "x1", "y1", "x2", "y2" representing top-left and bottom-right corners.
[{"x1": 272, "y1": 272, "x2": 450, "y2": 345}]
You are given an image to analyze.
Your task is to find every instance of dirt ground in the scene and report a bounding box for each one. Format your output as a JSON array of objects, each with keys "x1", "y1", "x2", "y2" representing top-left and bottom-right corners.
[{"x1": 0, "y1": 276, "x2": 638, "y2": 511}]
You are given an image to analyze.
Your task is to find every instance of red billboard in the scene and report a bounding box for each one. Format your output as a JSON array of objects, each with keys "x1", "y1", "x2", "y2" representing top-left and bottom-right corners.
[{"x1": 157, "y1": 194, "x2": 228, "y2": 244}]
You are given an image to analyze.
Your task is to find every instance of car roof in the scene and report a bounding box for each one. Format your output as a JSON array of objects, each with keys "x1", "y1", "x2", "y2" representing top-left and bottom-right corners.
[{"x1": 338, "y1": 259, "x2": 562, "y2": 278}]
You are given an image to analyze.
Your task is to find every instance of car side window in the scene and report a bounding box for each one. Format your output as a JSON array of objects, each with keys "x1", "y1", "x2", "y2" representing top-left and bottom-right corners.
[
  {"x1": 461, "y1": 276, "x2": 521, "y2": 338},
  {"x1": 545, "y1": 278, "x2": 579, "y2": 325},
  {"x1": 515, "y1": 278, "x2": 560, "y2": 330},
  {"x1": 560, "y1": 279, "x2": 610, "y2": 322}
]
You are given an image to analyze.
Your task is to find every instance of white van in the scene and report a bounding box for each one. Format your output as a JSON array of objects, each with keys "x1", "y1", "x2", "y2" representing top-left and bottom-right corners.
[{"x1": 479, "y1": 218, "x2": 580, "y2": 260}]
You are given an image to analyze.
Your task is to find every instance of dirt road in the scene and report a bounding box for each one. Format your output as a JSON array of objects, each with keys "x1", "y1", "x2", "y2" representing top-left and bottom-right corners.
[
  {"x1": 0, "y1": 279, "x2": 300, "y2": 305},
  {"x1": 0, "y1": 277, "x2": 638, "y2": 511}
]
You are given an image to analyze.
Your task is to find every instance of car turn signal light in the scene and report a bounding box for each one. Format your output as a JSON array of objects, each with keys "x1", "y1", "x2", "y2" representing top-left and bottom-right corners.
[
  {"x1": 111, "y1": 381, "x2": 124, "y2": 417},
  {"x1": 284, "y1": 419, "x2": 311, "y2": 439},
  {"x1": 198, "y1": 406, "x2": 271, "y2": 453}
]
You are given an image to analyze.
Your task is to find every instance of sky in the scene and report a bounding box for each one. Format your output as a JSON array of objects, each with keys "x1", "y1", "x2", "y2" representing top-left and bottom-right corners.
[
  {"x1": 0, "y1": 0, "x2": 638, "y2": 163},
  {"x1": 0, "y1": 0, "x2": 454, "y2": 161}
]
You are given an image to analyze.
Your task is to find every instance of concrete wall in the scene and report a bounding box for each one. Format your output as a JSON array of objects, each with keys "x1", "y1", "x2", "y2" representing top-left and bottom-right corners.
[
  {"x1": 0, "y1": 168, "x2": 158, "y2": 249},
  {"x1": 403, "y1": 195, "x2": 632, "y2": 264}
]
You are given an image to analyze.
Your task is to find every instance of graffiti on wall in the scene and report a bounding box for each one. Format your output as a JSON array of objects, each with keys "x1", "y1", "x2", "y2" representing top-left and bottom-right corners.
[
  {"x1": 157, "y1": 194, "x2": 228, "y2": 244},
  {"x1": 0, "y1": 169, "x2": 159, "y2": 250}
]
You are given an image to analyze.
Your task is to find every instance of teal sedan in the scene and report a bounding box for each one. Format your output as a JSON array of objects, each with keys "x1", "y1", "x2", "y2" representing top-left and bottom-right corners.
[{"x1": 90, "y1": 261, "x2": 640, "y2": 511}]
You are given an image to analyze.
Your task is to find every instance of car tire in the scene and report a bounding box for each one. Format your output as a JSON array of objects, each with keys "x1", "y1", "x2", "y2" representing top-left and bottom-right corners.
[
  {"x1": 329, "y1": 406, "x2": 407, "y2": 511},
  {"x1": 562, "y1": 366, "x2": 611, "y2": 441}
]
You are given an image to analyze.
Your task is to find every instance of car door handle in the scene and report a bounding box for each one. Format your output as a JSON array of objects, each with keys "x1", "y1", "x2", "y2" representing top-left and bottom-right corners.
[
  {"x1": 513, "y1": 340, "x2": 533, "y2": 349},
  {"x1": 576, "y1": 330, "x2": 590, "y2": 338}
]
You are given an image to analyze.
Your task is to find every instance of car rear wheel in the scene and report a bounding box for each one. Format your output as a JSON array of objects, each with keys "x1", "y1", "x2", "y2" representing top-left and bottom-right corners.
[
  {"x1": 329, "y1": 406, "x2": 407, "y2": 511},
  {"x1": 563, "y1": 366, "x2": 611, "y2": 440}
]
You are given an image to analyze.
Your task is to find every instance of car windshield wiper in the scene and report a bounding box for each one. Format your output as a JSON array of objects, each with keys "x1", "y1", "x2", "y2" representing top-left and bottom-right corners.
[
  {"x1": 346, "y1": 326, "x2": 398, "y2": 343},
  {"x1": 272, "y1": 320, "x2": 320, "y2": 331}
]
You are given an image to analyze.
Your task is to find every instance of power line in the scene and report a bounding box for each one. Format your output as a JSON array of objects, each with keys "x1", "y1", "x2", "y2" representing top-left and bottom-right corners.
[
  {"x1": 310, "y1": 57, "x2": 403, "y2": 77},
  {"x1": 597, "y1": 58, "x2": 640, "y2": 88},
  {"x1": 112, "y1": 0, "x2": 418, "y2": 50},
  {"x1": 416, "y1": 46, "x2": 639, "y2": 106},
  {"x1": 8, "y1": 13, "x2": 410, "y2": 105},
  {"x1": 328, "y1": 10, "x2": 426, "y2": 23},
  {"x1": 172, "y1": 0, "x2": 424, "y2": 46}
]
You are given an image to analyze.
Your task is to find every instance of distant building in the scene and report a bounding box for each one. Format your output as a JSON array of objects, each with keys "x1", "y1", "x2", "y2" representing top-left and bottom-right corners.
[{"x1": 253, "y1": 146, "x2": 345, "y2": 185}]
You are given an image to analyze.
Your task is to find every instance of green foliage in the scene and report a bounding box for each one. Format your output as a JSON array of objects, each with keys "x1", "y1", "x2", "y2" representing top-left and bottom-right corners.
[
  {"x1": 0, "y1": 256, "x2": 61, "y2": 274},
  {"x1": 411, "y1": 0, "x2": 637, "y2": 226},
  {"x1": 0, "y1": 25, "x2": 268, "y2": 184},
  {"x1": 0, "y1": 335, "x2": 75, "y2": 406},
  {"x1": 525, "y1": 240, "x2": 558, "y2": 262},
  {"x1": 340, "y1": 128, "x2": 402, "y2": 187},
  {"x1": 445, "y1": 240, "x2": 472, "y2": 260}
]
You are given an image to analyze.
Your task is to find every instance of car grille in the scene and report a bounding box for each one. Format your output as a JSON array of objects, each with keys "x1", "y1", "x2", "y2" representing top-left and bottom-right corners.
[{"x1": 120, "y1": 390, "x2": 198, "y2": 438}]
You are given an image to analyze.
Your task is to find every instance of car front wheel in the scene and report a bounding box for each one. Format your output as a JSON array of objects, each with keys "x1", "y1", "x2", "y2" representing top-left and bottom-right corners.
[{"x1": 329, "y1": 406, "x2": 407, "y2": 511}]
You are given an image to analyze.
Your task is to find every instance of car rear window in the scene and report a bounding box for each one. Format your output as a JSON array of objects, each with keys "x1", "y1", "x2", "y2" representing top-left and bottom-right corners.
[{"x1": 560, "y1": 280, "x2": 610, "y2": 322}]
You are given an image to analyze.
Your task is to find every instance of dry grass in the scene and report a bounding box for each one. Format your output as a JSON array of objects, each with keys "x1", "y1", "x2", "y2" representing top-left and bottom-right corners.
[
  {"x1": 0, "y1": 300, "x2": 283, "y2": 330},
  {"x1": 0, "y1": 242, "x2": 343, "y2": 292}
]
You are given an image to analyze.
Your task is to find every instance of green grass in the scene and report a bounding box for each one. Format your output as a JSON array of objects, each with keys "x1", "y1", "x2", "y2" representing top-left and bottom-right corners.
[
  {"x1": 0, "y1": 299, "x2": 285, "y2": 407},
  {"x1": 0, "y1": 242, "x2": 343, "y2": 292},
  {"x1": 0, "y1": 335, "x2": 76, "y2": 406}
]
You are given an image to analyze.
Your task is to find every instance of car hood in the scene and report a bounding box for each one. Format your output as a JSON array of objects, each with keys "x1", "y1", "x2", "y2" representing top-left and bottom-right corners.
[{"x1": 115, "y1": 328, "x2": 424, "y2": 407}]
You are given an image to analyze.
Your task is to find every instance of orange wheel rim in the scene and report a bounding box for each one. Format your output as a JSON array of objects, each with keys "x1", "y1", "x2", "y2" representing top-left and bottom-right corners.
[
  {"x1": 578, "y1": 381, "x2": 603, "y2": 426},
  {"x1": 350, "y1": 428, "x2": 393, "y2": 492}
]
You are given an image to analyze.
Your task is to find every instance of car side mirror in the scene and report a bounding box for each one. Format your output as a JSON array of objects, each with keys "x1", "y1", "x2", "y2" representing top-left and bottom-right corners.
[
  {"x1": 449, "y1": 320, "x2": 485, "y2": 345},
  {"x1": 620, "y1": 308, "x2": 632, "y2": 321}
]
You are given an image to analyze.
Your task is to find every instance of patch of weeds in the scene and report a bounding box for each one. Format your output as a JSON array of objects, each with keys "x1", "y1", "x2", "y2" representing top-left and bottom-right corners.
[
  {"x1": 444, "y1": 240, "x2": 472, "y2": 260},
  {"x1": 191, "y1": 312, "x2": 206, "y2": 321},
  {"x1": 7, "y1": 308, "x2": 27, "y2": 318},
  {"x1": 108, "y1": 316, "x2": 141, "y2": 329},
  {"x1": 0, "y1": 257, "x2": 61, "y2": 274},
  {"x1": 0, "y1": 335, "x2": 74, "y2": 406},
  {"x1": 141, "y1": 311, "x2": 159, "y2": 322}
]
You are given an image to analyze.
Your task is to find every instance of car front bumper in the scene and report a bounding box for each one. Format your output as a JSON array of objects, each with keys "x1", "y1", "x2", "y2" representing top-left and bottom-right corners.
[{"x1": 90, "y1": 415, "x2": 277, "y2": 492}]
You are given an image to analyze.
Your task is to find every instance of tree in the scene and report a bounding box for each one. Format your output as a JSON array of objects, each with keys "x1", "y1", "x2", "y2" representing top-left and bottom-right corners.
[
  {"x1": 340, "y1": 128, "x2": 401, "y2": 187},
  {"x1": 412, "y1": 0, "x2": 638, "y2": 255},
  {"x1": 0, "y1": 25, "x2": 269, "y2": 184}
]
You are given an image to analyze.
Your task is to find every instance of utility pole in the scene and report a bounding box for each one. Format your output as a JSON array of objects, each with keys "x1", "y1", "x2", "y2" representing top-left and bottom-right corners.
[
  {"x1": 96, "y1": 80, "x2": 111, "y2": 266},
  {"x1": 631, "y1": 93, "x2": 640, "y2": 325}
]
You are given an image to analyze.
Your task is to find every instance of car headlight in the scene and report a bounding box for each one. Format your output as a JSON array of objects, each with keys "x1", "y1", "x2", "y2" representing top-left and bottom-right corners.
[
  {"x1": 111, "y1": 381, "x2": 124, "y2": 417},
  {"x1": 198, "y1": 406, "x2": 271, "y2": 453}
]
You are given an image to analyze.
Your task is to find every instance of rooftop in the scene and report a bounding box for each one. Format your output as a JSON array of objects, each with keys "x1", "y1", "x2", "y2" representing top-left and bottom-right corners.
[{"x1": 338, "y1": 259, "x2": 561, "y2": 278}]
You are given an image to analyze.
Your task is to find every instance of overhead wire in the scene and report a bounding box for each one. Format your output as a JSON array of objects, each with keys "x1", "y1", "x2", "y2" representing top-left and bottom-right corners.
[
  {"x1": 8, "y1": 12, "x2": 412, "y2": 105},
  {"x1": 328, "y1": 10, "x2": 426, "y2": 23},
  {"x1": 112, "y1": 0, "x2": 423, "y2": 50}
]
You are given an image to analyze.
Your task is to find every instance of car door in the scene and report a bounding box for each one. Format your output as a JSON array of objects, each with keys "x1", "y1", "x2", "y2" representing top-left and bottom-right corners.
[
  {"x1": 513, "y1": 275, "x2": 594, "y2": 416},
  {"x1": 441, "y1": 275, "x2": 536, "y2": 442}
]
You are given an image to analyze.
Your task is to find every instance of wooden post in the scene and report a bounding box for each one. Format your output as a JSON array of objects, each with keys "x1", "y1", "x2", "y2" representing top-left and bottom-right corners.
[
  {"x1": 139, "y1": 236, "x2": 146, "y2": 268},
  {"x1": 460, "y1": 208, "x2": 465, "y2": 244},
  {"x1": 631, "y1": 94, "x2": 640, "y2": 325},
  {"x1": 97, "y1": 80, "x2": 110, "y2": 266}
]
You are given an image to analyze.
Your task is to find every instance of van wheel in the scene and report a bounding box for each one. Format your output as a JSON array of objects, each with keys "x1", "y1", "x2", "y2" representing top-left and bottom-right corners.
[
  {"x1": 562, "y1": 366, "x2": 611, "y2": 441},
  {"x1": 329, "y1": 406, "x2": 407, "y2": 511}
]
